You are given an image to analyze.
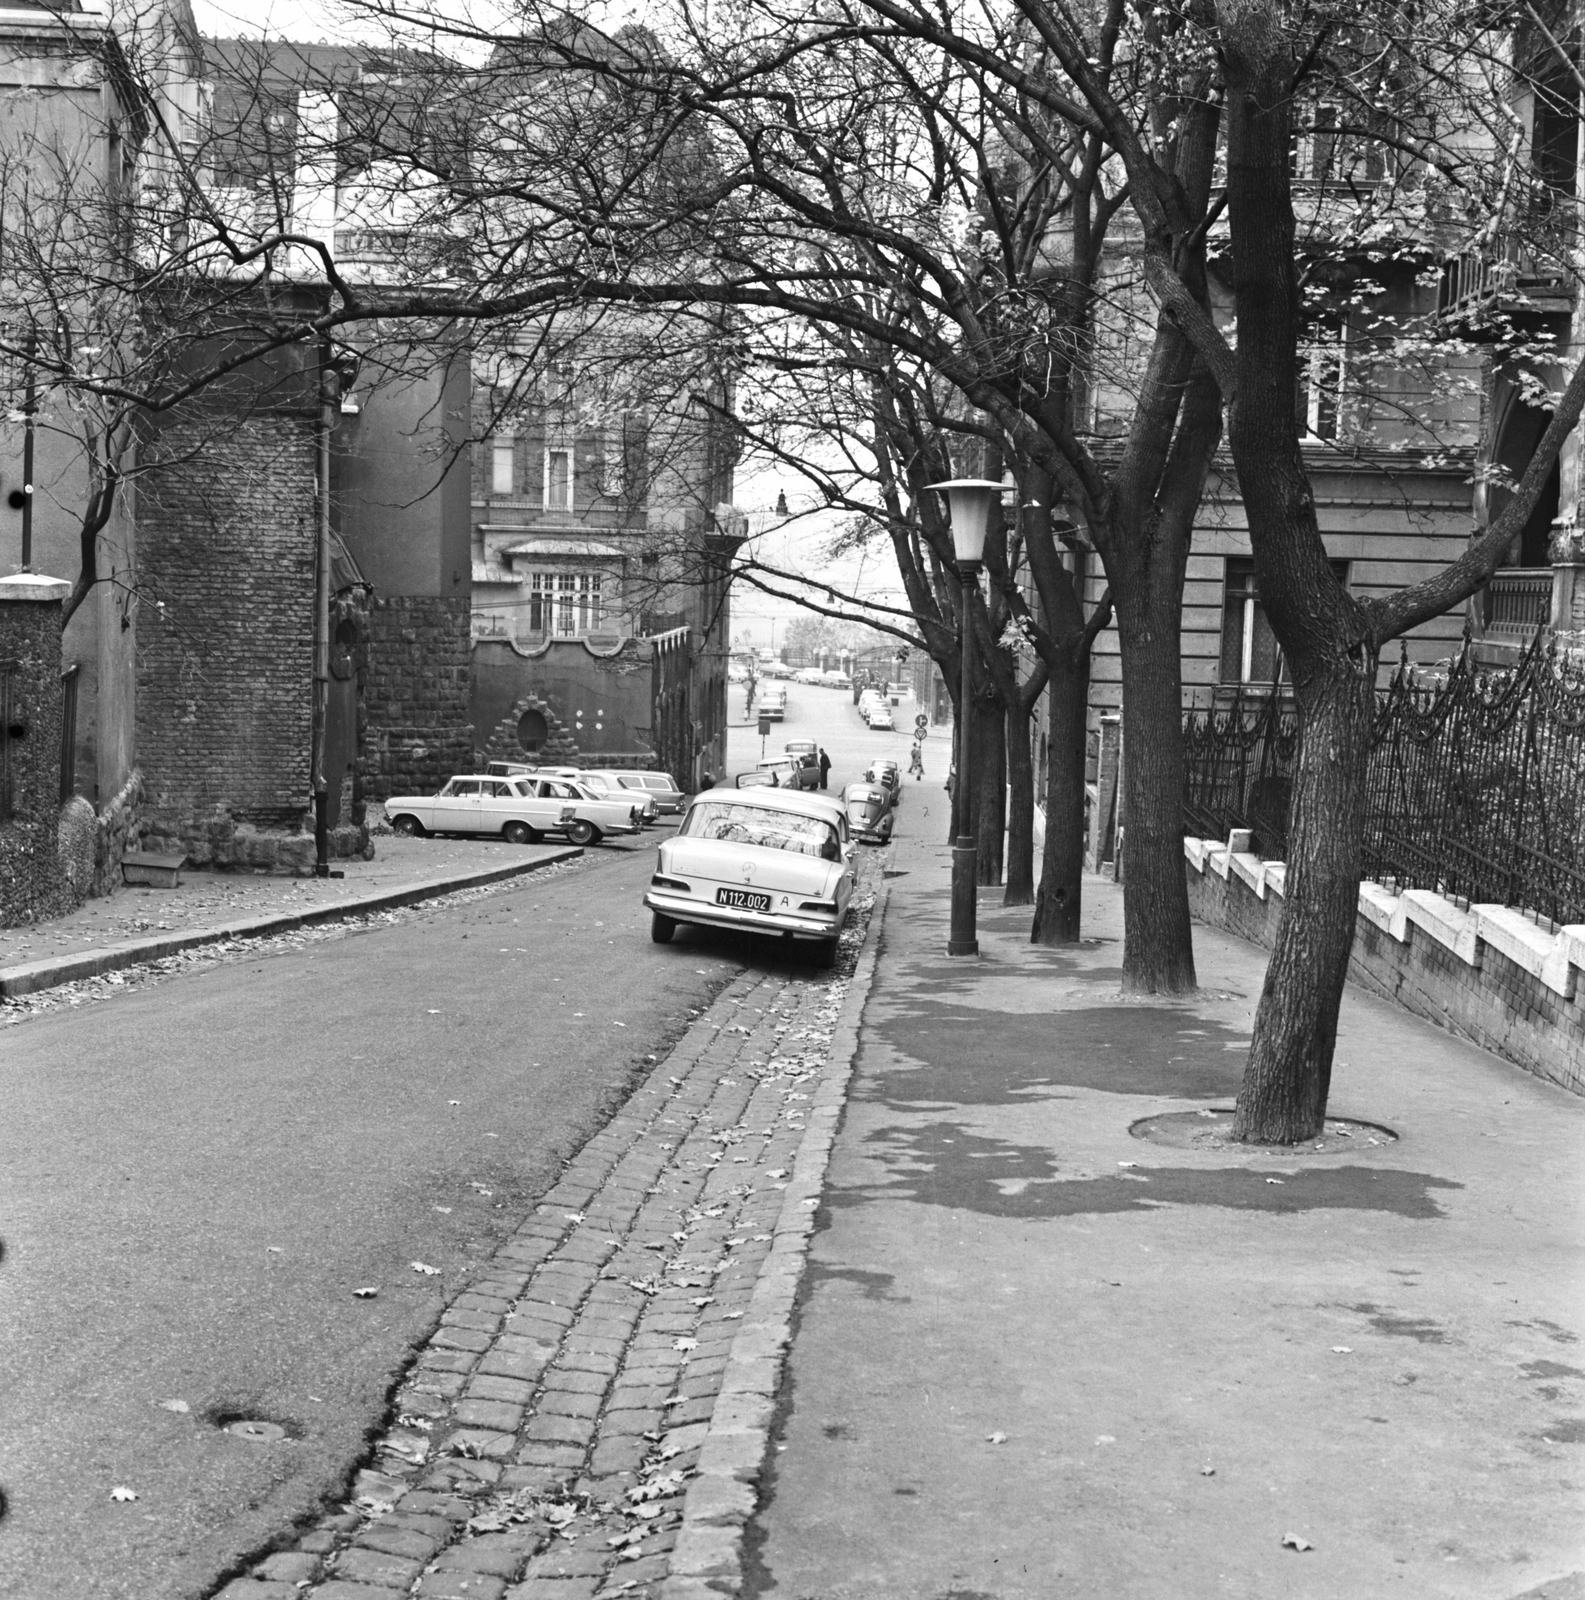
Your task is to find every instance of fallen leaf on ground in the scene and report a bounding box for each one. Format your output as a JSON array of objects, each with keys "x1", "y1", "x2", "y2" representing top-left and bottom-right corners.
[
  {"x1": 1200, "y1": 1466, "x2": 1215, "y2": 1476},
  {"x1": 410, "y1": 1261, "x2": 441, "y2": 1276},
  {"x1": 354, "y1": 1287, "x2": 380, "y2": 1298},
  {"x1": 1265, "y1": 1178, "x2": 1285, "y2": 1185},
  {"x1": 987, "y1": 1431, "x2": 1008, "y2": 1444},
  {"x1": 674, "y1": 1337, "x2": 698, "y2": 1351},
  {"x1": 110, "y1": 1486, "x2": 138, "y2": 1502},
  {"x1": 1282, "y1": 1533, "x2": 1314, "y2": 1551},
  {"x1": 1331, "y1": 1346, "x2": 1352, "y2": 1353},
  {"x1": 1095, "y1": 1435, "x2": 1116, "y2": 1445},
  {"x1": 158, "y1": 1400, "x2": 189, "y2": 1413}
]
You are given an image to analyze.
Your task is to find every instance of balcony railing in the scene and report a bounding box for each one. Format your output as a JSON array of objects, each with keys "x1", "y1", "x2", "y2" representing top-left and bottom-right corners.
[
  {"x1": 1483, "y1": 567, "x2": 1554, "y2": 639},
  {"x1": 1438, "y1": 237, "x2": 1571, "y2": 326}
]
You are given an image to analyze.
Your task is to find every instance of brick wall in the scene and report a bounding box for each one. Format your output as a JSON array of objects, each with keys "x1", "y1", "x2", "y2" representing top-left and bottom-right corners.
[
  {"x1": 137, "y1": 415, "x2": 318, "y2": 855},
  {"x1": 1185, "y1": 851, "x2": 1585, "y2": 1096},
  {"x1": 362, "y1": 595, "x2": 474, "y2": 801},
  {"x1": 0, "y1": 582, "x2": 74, "y2": 927}
]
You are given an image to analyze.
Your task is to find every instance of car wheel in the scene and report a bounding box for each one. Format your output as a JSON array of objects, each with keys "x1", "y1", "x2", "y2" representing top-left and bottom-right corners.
[
  {"x1": 503, "y1": 820, "x2": 533, "y2": 845},
  {"x1": 390, "y1": 814, "x2": 425, "y2": 838},
  {"x1": 565, "y1": 819, "x2": 597, "y2": 846},
  {"x1": 651, "y1": 912, "x2": 677, "y2": 944}
]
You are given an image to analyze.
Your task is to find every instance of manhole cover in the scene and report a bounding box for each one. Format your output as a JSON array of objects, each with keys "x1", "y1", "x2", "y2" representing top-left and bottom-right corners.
[
  {"x1": 224, "y1": 1419, "x2": 287, "y2": 1443},
  {"x1": 1130, "y1": 1108, "x2": 1398, "y2": 1153}
]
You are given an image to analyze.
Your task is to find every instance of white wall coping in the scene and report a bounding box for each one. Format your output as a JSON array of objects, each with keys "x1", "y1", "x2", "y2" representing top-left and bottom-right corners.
[
  {"x1": 1185, "y1": 835, "x2": 1584, "y2": 1000},
  {"x1": 0, "y1": 570, "x2": 70, "y2": 603}
]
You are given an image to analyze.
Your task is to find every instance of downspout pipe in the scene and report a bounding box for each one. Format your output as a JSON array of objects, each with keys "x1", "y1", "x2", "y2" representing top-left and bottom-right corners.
[{"x1": 312, "y1": 344, "x2": 335, "y2": 876}]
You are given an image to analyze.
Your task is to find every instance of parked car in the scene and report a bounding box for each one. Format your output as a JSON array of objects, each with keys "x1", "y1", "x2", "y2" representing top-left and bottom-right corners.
[
  {"x1": 737, "y1": 756, "x2": 819, "y2": 791},
  {"x1": 760, "y1": 684, "x2": 788, "y2": 720},
  {"x1": 609, "y1": 770, "x2": 686, "y2": 814},
  {"x1": 867, "y1": 759, "x2": 902, "y2": 800},
  {"x1": 644, "y1": 787, "x2": 855, "y2": 965},
  {"x1": 843, "y1": 781, "x2": 895, "y2": 844},
  {"x1": 578, "y1": 769, "x2": 660, "y2": 824},
  {"x1": 760, "y1": 660, "x2": 792, "y2": 679},
  {"x1": 486, "y1": 760, "x2": 537, "y2": 778},
  {"x1": 822, "y1": 669, "x2": 851, "y2": 688},
  {"x1": 385, "y1": 774, "x2": 642, "y2": 846},
  {"x1": 866, "y1": 705, "x2": 896, "y2": 731},
  {"x1": 784, "y1": 739, "x2": 818, "y2": 761}
]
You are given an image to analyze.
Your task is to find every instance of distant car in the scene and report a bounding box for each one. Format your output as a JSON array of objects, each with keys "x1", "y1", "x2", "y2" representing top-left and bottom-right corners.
[
  {"x1": 760, "y1": 660, "x2": 792, "y2": 679},
  {"x1": 784, "y1": 739, "x2": 818, "y2": 760},
  {"x1": 737, "y1": 756, "x2": 819, "y2": 791},
  {"x1": 611, "y1": 770, "x2": 685, "y2": 814},
  {"x1": 867, "y1": 759, "x2": 902, "y2": 800},
  {"x1": 760, "y1": 685, "x2": 788, "y2": 720},
  {"x1": 843, "y1": 781, "x2": 895, "y2": 844},
  {"x1": 822, "y1": 670, "x2": 851, "y2": 688},
  {"x1": 385, "y1": 775, "x2": 642, "y2": 845},
  {"x1": 644, "y1": 787, "x2": 856, "y2": 965},
  {"x1": 866, "y1": 705, "x2": 896, "y2": 730},
  {"x1": 858, "y1": 690, "x2": 886, "y2": 716},
  {"x1": 578, "y1": 769, "x2": 660, "y2": 824}
]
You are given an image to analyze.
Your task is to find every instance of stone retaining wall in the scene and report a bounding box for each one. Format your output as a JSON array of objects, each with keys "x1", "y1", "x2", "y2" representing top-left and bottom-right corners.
[
  {"x1": 363, "y1": 595, "x2": 474, "y2": 801},
  {"x1": 1185, "y1": 836, "x2": 1585, "y2": 1096}
]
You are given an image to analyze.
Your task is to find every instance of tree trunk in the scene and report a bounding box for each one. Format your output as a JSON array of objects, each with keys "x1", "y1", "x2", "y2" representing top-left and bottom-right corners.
[
  {"x1": 975, "y1": 686, "x2": 1005, "y2": 885},
  {"x1": 1003, "y1": 695, "x2": 1035, "y2": 905},
  {"x1": 1233, "y1": 659, "x2": 1374, "y2": 1141},
  {"x1": 1032, "y1": 644, "x2": 1089, "y2": 944},
  {"x1": 1112, "y1": 583, "x2": 1196, "y2": 993}
]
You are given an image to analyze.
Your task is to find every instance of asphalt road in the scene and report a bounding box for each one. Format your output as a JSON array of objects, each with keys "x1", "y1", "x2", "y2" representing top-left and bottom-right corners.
[
  {"x1": 0, "y1": 831, "x2": 742, "y2": 1600},
  {"x1": 0, "y1": 681, "x2": 920, "y2": 1600}
]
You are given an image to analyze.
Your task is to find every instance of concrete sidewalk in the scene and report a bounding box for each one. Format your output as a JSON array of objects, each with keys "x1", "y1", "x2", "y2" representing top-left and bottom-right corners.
[{"x1": 745, "y1": 786, "x2": 1585, "y2": 1598}]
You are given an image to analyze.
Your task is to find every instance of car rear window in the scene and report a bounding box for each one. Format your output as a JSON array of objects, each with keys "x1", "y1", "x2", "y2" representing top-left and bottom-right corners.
[{"x1": 683, "y1": 802, "x2": 840, "y2": 860}]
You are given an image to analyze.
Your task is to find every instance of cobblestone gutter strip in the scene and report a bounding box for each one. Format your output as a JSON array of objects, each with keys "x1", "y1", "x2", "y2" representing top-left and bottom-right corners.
[
  {"x1": 659, "y1": 885, "x2": 890, "y2": 1600},
  {"x1": 211, "y1": 884, "x2": 887, "y2": 1600},
  {"x1": 0, "y1": 849, "x2": 582, "y2": 999}
]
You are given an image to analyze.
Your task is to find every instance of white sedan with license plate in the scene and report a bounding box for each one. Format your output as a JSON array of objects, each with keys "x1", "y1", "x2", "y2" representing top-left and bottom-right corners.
[
  {"x1": 644, "y1": 788, "x2": 855, "y2": 966},
  {"x1": 385, "y1": 775, "x2": 642, "y2": 846}
]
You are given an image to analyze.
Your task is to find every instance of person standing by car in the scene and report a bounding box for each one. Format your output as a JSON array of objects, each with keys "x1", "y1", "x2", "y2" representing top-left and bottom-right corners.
[{"x1": 818, "y1": 747, "x2": 831, "y2": 789}]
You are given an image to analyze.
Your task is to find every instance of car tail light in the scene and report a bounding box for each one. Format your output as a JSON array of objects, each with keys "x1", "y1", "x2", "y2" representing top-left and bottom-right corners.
[
  {"x1": 799, "y1": 898, "x2": 839, "y2": 913},
  {"x1": 653, "y1": 874, "x2": 691, "y2": 892}
]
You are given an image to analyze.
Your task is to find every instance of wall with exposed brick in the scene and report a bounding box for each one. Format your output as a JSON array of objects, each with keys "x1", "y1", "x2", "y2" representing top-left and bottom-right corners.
[
  {"x1": 362, "y1": 595, "x2": 474, "y2": 800},
  {"x1": 0, "y1": 577, "x2": 75, "y2": 927},
  {"x1": 135, "y1": 414, "x2": 319, "y2": 858},
  {"x1": 1185, "y1": 840, "x2": 1585, "y2": 1097}
]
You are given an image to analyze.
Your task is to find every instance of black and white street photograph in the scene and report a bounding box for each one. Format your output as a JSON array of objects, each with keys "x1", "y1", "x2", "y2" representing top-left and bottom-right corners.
[{"x1": 1, "y1": 0, "x2": 1583, "y2": 1595}]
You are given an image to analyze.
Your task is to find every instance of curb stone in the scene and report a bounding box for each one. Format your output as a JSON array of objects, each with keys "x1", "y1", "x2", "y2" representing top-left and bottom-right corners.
[
  {"x1": 659, "y1": 883, "x2": 891, "y2": 1600},
  {"x1": 0, "y1": 848, "x2": 583, "y2": 999}
]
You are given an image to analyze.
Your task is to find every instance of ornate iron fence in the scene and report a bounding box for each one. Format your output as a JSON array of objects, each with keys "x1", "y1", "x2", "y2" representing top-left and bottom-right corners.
[
  {"x1": 1182, "y1": 636, "x2": 1585, "y2": 927},
  {"x1": 1182, "y1": 688, "x2": 1298, "y2": 859}
]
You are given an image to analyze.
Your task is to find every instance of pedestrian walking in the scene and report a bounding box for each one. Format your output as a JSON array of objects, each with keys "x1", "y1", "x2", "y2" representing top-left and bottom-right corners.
[
  {"x1": 818, "y1": 747, "x2": 831, "y2": 789},
  {"x1": 909, "y1": 740, "x2": 924, "y2": 780}
]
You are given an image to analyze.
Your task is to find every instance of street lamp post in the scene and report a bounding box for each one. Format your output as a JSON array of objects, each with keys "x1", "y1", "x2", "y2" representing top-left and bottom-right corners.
[{"x1": 929, "y1": 479, "x2": 1000, "y2": 958}]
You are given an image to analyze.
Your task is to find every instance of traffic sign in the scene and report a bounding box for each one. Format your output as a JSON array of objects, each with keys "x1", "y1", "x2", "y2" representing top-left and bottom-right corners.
[{"x1": 914, "y1": 713, "x2": 928, "y2": 731}]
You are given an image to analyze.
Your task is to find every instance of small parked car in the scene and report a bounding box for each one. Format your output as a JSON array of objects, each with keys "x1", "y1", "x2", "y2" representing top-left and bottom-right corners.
[
  {"x1": 737, "y1": 756, "x2": 819, "y2": 791},
  {"x1": 385, "y1": 774, "x2": 642, "y2": 846},
  {"x1": 784, "y1": 739, "x2": 818, "y2": 761},
  {"x1": 867, "y1": 759, "x2": 902, "y2": 801},
  {"x1": 578, "y1": 769, "x2": 660, "y2": 824},
  {"x1": 867, "y1": 705, "x2": 896, "y2": 730},
  {"x1": 843, "y1": 781, "x2": 895, "y2": 844},
  {"x1": 644, "y1": 787, "x2": 855, "y2": 965},
  {"x1": 760, "y1": 685, "x2": 788, "y2": 720},
  {"x1": 608, "y1": 770, "x2": 685, "y2": 814}
]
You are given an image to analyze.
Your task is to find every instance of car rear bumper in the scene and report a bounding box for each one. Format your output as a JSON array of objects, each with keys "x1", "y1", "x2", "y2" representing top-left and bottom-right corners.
[{"x1": 644, "y1": 891, "x2": 838, "y2": 941}]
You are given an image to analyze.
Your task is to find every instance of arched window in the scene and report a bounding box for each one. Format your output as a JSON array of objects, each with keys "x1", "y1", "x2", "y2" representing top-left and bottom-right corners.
[{"x1": 517, "y1": 708, "x2": 549, "y2": 753}]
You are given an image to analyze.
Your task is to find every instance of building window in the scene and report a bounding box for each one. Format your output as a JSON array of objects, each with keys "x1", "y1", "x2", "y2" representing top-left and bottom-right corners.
[
  {"x1": 1220, "y1": 558, "x2": 1349, "y2": 685},
  {"x1": 1296, "y1": 328, "x2": 1347, "y2": 440},
  {"x1": 491, "y1": 439, "x2": 515, "y2": 496},
  {"x1": 544, "y1": 448, "x2": 573, "y2": 511},
  {"x1": 529, "y1": 569, "x2": 603, "y2": 636}
]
